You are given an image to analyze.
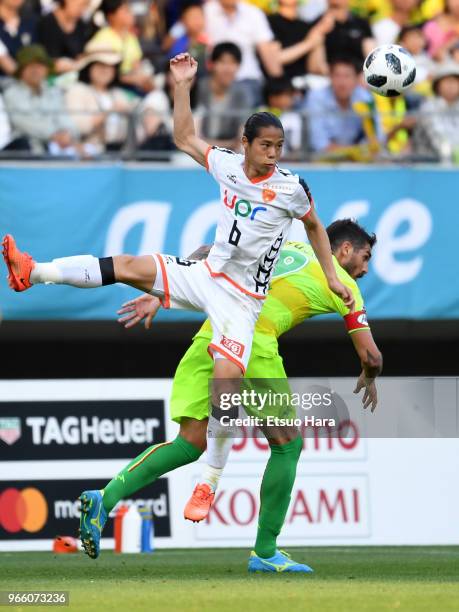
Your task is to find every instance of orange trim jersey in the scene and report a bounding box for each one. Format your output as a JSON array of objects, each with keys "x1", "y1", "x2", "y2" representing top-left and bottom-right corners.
[
  {"x1": 196, "y1": 241, "x2": 370, "y2": 357},
  {"x1": 205, "y1": 146, "x2": 313, "y2": 299}
]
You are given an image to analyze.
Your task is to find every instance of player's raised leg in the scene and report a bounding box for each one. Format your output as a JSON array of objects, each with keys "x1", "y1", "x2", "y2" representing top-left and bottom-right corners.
[
  {"x1": 2, "y1": 234, "x2": 158, "y2": 293},
  {"x1": 183, "y1": 351, "x2": 244, "y2": 520},
  {"x1": 184, "y1": 418, "x2": 233, "y2": 522},
  {"x1": 79, "y1": 417, "x2": 207, "y2": 559}
]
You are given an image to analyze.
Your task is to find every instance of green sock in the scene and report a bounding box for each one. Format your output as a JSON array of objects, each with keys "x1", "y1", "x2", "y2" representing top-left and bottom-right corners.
[
  {"x1": 254, "y1": 436, "x2": 302, "y2": 559},
  {"x1": 102, "y1": 435, "x2": 203, "y2": 513}
]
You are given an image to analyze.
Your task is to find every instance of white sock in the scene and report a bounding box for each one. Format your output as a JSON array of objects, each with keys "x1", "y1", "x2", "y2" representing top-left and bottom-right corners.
[
  {"x1": 202, "y1": 417, "x2": 235, "y2": 491},
  {"x1": 201, "y1": 464, "x2": 223, "y2": 492},
  {"x1": 30, "y1": 255, "x2": 103, "y2": 288},
  {"x1": 205, "y1": 431, "x2": 234, "y2": 469}
]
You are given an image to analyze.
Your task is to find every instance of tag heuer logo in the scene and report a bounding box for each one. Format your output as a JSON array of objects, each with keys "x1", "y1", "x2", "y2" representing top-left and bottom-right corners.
[{"x1": 0, "y1": 417, "x2": 21, "y2": 445}]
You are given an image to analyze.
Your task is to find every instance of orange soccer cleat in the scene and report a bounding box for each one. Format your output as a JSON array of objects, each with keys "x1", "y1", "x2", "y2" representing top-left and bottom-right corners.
[
  {"x1": 184, "y1": 483, "x2": 215, "y2": 523},
  {"x1": 2, "y1": 234, "x2": 35, "y2": 292}
]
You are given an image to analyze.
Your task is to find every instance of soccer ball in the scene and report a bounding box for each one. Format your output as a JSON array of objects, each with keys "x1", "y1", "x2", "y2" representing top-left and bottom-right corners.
[{"x1": 363, "y1": 44, "x2": 416, "y2": 97}]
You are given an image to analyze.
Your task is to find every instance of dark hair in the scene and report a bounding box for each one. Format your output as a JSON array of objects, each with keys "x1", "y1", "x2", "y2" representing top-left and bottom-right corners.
[
  {"x1": 264, "y1": 77, "x2": 294, "y2": 101},
  {"x1": 79, "y1": 61, "x2": 120, "y2": 88},
  {"x1": 179, "y1": 1, "x2": 203, "y2": 17},
  {"x1": 210, "y1": 41, "x2": 242, "y2": 64},
  {"x1": 327, "y1": 219, "x2": 377, "y2": 251},
  {"x1": 329, "y1": 55, "x2": 361, "y2": 74},
  {"x1": 398, "y1": 24, "x2": 424, "y2": 41},
  {"x1": 101, "y1": 0, "x2": 127, "y2": 17},
  {"x1": 243, "y1": 111, "x2": 284, "y2": 143},
  {"x1": 397, "y1": 23, "x2": 428, "y2": 49}
]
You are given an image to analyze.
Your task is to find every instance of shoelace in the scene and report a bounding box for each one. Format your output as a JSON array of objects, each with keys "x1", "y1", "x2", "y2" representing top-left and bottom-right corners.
[
  {"x1": 193, "y1": 485, "x2": 213, "y2": 502},
  {"x1": 278, "y1": 550, "x2": 292, "y2": 560}
]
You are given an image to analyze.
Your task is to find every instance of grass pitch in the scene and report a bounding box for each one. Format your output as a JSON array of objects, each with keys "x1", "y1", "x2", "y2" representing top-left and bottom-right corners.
[{"x1": 1, "y1": 547, "x2": 459, "y2": 612}]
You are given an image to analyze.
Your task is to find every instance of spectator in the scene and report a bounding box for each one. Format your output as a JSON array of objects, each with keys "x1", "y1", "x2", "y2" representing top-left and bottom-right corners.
[
  {"x1": 204, "y1": 0, "x2": 282, "y2": 106},
  {"x1": 168, "y1": 2, "x2": 208, "y2": 79},
  {"x1": 304, "y1": 57, "x2": 382, "y2": 155},
  {"x1": 86, "y1": 0, "x2": 154, "y2": 94},
  {"x1": 4, "y1": 44, "x2": 84, "y2": 155},
  {"x1": 308, "y1": 0, "x2": 376, "y2": 74},
  {"x1": 169, "y1": 2, "x2": 208, "y2": 60},
  {"x1": 423, "y1": 0, "x2": 459, "y2": 61},
  {"x1": 0, "y1": 0, "x2": 37, "y2": 75},
  {"x1": 398, "y1": 25, "x2": 434, "y2": 94},
  {"x1": 37, "y1": 0, "x2": 91, "y2": 73},
  {"x1": 261, "y1": 77, "x2": 303, "y2": 153},
  {"x1": 372, "y1": 0, "x2": 422, "y2": 45},
  {"x1": 268, "y1": 0, "x2": 335, "y2": 79},
  {"x1": 65, "y1": 49, "x2": 130, "y2": 153},
  {"x1": 414, "y1": 62, "x2": 459, "y2": 160},
  {"x1": 195, "y1": 41, "x2": 250, "y2": 149},
  {"x1": 0, "y1": 90, "x2": 30, "y2": 151},
  {"x1": 67, "y1": 47, "x2": 172, "y2": 154},
  {"x1": 138, "y1": 0, "x2": 167, "y2": 73}
]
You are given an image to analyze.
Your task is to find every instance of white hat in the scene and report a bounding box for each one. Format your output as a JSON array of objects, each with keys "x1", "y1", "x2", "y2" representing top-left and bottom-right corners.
[
  {"x1": 432, "y1": 61, "x2": 459, "y2": 92},
  {"x1": 77, "y1": 41, "x2": 122, "y2": 71}
]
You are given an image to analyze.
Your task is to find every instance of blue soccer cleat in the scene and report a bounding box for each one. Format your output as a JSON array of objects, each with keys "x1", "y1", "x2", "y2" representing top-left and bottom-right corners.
[
  {"x1": 78, "y1": 490, "x2": 108, "y2": 559},
  {"x1": 248, "y1": 549, "x2": 314, "y2": 573}
]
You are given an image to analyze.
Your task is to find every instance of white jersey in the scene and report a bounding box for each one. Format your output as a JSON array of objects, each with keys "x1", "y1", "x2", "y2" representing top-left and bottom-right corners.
[{"x1": 205, "y1": 146, "x2": 313, "y2": 299}]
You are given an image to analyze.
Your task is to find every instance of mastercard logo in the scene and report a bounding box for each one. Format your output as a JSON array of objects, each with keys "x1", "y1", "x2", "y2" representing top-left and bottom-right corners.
[{"x1": 0, "y1": 488, "x2": 48, "y2": 533}]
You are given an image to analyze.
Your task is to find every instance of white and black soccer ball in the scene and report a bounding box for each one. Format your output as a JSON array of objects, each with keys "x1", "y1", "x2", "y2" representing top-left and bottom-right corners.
[{"x1": 363, "y1": 44, "x2": 416, "y2": 97}]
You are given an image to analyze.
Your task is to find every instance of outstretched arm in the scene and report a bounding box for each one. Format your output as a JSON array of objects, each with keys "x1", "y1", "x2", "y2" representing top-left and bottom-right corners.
[
  {"x1": 350, "y1": 330, "x2": 383, "y2": 412},
  {"x1": 303, "y1": 209, "x2": 355, "y2": 311},
  {"x1": 171, "y1": 53, "x2": 210, "y2": 167}
]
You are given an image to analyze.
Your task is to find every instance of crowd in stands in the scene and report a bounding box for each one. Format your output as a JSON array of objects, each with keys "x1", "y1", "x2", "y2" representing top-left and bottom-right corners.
[{"x1": 0, "y1": 0, "x2": 457, "y2": 161}]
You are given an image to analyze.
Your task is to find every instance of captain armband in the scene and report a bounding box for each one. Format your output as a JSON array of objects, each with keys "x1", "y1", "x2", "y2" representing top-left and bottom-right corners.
[{"x1": 344, "y1": 309, "x2": 370, "y2": 333}]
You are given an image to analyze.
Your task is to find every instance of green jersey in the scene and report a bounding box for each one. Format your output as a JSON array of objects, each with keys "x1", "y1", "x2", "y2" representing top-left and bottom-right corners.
[{"x1": 194, "y1": 241, "x2": 370, "y2": 358}]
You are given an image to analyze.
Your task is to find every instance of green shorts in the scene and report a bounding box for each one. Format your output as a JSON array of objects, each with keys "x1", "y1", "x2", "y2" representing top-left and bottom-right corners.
[{"x1": 170, "y1": 334, "x2": 291, "y2": 424}]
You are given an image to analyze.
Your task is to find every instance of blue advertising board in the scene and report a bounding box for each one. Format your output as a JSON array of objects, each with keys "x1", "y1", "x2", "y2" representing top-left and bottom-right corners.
[{"x1": 0, "y1": 164, "x2": 455, "y2": 321}]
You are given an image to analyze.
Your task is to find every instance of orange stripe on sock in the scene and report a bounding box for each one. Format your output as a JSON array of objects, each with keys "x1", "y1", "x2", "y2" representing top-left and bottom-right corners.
[{"x1": 127, "y1": 441, "x2": 172, "y2": 473}]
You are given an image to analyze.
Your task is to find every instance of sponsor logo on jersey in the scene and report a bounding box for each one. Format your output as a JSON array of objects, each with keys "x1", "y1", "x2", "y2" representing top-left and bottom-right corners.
[
  {"x1": 221, "y1": 335, "x2": 245, "y2": 358},
  {"x1": 0, "y1": 418, "x2": 21, "y2": 445},
  {"x1": 223, "y1": 190, "x2": 267, "y2": 220},
  {"x1": 272, "y1": 249, "x2": 309, "y2": 278},
  {"x1": 227, "y1": 174, "x2": 237, "y2": 184},
  {"x1": 262, "y1": 182, "x2": 296, "y2": 195},
  {"x1": 262, "y1": 188, "x2": 276, "y2": 203}
]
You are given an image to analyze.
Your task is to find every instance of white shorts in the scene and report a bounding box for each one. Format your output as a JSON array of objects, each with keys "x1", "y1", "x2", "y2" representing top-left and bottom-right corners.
[{"x1": 150, "y1": 254, "x2": 264, "y2": 373}]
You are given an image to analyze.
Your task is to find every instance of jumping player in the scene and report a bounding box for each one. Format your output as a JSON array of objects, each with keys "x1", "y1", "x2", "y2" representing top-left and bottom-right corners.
[
  {"x1": 2, "y1": 53, "x2": 353, "y2": 566},
  {"x1": 113, "y1": 220, "x2": 382, "y2": 572}
]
